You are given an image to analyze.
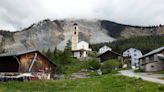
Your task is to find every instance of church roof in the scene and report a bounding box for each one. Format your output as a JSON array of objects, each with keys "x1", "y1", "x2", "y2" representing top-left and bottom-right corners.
[{"x1": 73, "y1": 23, "x2": 78, "y2": 25}]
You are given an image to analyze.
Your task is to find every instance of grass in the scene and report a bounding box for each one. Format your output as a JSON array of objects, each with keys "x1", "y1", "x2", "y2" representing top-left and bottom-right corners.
[
  {"x1": 55, "y1": 58, "x2": 84, "y2": 76},
  {"x1": 159, "y1": 77, "x2": 164, "y2": 80},
  {"x1": 0, "y1": 74, "x2": 164, "y2": 92},
  {"x1": 156, "y1": 71, "x2": 164, "y2": 74}
]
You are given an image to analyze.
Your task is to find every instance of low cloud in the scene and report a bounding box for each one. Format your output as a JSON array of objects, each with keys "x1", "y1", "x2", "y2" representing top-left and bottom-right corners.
[{"x1": 0, "y1": 0, "x2": 164, "y2": 31}]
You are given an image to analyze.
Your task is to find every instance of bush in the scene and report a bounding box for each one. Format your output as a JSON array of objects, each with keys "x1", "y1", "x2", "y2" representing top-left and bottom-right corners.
[
  {"x1": 89, "y1": 72, "x2": 98, "y2": 77},
  {"x1": 87, "y1": 59, "x2": 101, "y2": 70},
  {"x1": 101, "y1": 59, "x2": 121, "y2": 74},
  {"x1": 134, "y1": 68, "x2": 143, "y2": 72},
  {"x1": 88, "y1": 51, "x2": 97, "y2": 57},
  {"x1": 158, "y1": 85, "x2": 164, "y2": 91},
  {"x1": 101, "y1": 63, "x2": 112, "y2": 74},
  {"x1": 81, "y1": 61, "x2": 90, "y2": 69}
]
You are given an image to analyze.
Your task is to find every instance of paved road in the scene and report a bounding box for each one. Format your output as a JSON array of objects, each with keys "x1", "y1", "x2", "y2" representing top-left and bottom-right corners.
[{"x1": 119, "y1": 70, "x2": 164, "y2": 84}]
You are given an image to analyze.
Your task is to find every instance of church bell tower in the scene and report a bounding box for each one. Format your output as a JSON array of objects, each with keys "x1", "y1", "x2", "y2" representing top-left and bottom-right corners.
[{"x1": 71, "y1": 23, "x2": 79, "y2": 50}]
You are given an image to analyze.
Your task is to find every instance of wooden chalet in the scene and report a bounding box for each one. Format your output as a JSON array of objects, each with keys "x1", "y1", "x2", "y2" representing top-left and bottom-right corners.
[
  {"x1": 97, "y1": 50, "x2": 123, "y2": 62},
  {"x1": 0, "y1": 50, "x2": 56, "y2": 79}
]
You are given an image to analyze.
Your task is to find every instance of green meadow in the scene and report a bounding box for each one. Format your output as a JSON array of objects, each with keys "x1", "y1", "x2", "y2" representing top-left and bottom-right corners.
[{"x1": 0, "y1": 74, "x2": 164, "y2": 92}]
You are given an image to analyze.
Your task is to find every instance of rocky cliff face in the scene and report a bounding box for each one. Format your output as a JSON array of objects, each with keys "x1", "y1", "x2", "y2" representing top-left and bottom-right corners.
[
  {"x1": 0, "y1": 19, "x2": 163, "y2": 53},
  {"x1": 0, "y1": 19, "x2": 65, "y2": 52}
]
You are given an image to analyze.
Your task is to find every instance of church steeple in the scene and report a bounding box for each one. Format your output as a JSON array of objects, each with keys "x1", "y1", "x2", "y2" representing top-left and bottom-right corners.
[{"x1": 71, "y1": 23, "x2": 79, "y2": 50}]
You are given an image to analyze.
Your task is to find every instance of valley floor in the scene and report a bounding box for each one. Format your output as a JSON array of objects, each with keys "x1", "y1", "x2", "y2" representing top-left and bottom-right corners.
[{"x1": 0, "y1": 74, "x2": 164, "y2": 92}]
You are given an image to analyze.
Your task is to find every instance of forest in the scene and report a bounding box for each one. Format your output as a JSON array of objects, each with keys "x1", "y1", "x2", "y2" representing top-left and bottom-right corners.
[{"x1": 91, "y1": 35, "x2": 164, "y2": 54}]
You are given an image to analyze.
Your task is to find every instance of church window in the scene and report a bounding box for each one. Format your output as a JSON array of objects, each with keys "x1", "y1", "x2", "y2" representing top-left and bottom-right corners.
[{"x1": 151, "y1": 65, "x2": 154, "y2": 68}]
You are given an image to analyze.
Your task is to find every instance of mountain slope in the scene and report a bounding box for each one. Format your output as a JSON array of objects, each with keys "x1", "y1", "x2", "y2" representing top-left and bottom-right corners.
[
  {"x1": 101, "y1": 20, "x2": 164, "y2": 38},
  {"x1": 0, "y1": 19, "x2": 164, "y2": 53},
  {"x1": 0, "y1": 19, "x2": 65, "y2": 52}
]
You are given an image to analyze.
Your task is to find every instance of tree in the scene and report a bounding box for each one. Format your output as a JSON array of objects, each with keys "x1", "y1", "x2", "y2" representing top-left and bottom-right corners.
[
  {"x1": 65, "y1": 40, "x2": 71, "y2": 49},
  {"x1": 100, "y1": 59, "x2": 121, "y2": 74},
  {"x1": 88, "y1": 59, "x2": 101, "y2": 70},
  {"x1": 45, "y1": 48, "x2": 53, "y2": 60}
]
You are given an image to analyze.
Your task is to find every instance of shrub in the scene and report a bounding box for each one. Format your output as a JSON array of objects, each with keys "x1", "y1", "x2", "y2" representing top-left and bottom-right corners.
[
  {"x1": 81, "y1": 61, "x2": 90, "y2": 69},
  {"x1": 134, "y1": 68, "x2": 143, "y2": 72},
  {"x1": 100, "y1": 59, "x2": 121, "y2": 74},
  {"x1": 158, "y1": 85, "x2": 164, "y2": 91},
  {"x1": 88, "y1": 51, "x2": 97, "y2": 57},
  {"x1": 88, "y1": 59, "x2": 101, "y2": 70},
  {"x1": 101, "y1": 63, "x2": 112, "y2": 74},
  {"x1": 89, "y1": 72, "x2": 98, "y2": 77}
]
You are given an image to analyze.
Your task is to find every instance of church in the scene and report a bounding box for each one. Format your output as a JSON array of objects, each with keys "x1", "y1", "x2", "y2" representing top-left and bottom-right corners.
[{"x1": 71, "y1": 23, "x2": 92, "y2": 58}]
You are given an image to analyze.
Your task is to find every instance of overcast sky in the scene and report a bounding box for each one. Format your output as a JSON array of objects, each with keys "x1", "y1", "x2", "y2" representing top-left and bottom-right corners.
[{"x1": 0, "y1": 0, "x2": 164, "y2": 31}]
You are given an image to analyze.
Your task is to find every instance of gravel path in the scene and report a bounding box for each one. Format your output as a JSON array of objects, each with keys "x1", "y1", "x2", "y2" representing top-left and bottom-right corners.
[
  {"x1": 119, "y1": 70, "x2": 164, "y2": 84},
  {"x1": 70, "y1": 72, "x2": 89, "y2": 79}
]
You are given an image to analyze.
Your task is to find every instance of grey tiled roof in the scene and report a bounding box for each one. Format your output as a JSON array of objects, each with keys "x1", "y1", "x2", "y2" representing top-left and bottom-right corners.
[
  {"x1": 140, "y1": 46, "x2": 164, "y2": 59},
  {"x1": 0, "y1": 49, "x2": 37, "y2": 57}
]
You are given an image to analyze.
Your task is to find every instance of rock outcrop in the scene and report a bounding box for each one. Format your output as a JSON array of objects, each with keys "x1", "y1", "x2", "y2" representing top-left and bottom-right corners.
[{"x1": 0, "y1": 19, "x2": 163, "y2": 53}]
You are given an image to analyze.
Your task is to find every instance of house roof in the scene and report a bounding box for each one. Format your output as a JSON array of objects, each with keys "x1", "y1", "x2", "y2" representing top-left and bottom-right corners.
[
  {"x1": 73, "y1": 23, "x2": 78, "y2": 25},
  {"x1": 140, "y1": 46, "x2": 164, "y2": 59},
  {"x1": 99, "y1": 45, "x2": 112, "y2": 50},
  {"x1": 0, "y1": 49, "x2": 56, "y2": 67},
  {"x1": 123, "y1": 48, "x2": 141, "y2": 53},
  {"x1": 0, "y1": 49, "x2": 38, "y2": 57},
  {"x1": 72, "y1": 49, "x2": 89, "y2": 52},
  {"x1": 97, "y1": 50, "x2": 122, "y2": 57},
  {"x1": 78, "y1": 41, "x2": 88, "y2": 45}
]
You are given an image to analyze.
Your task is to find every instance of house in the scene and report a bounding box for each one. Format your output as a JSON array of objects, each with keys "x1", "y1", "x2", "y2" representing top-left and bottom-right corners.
[
  {"x1": 0, "y1": 50, "x2": 56, "y2": 79},
  {"x1": 71, "y1": 23, "x2": 92, "y2": 58},
  {"x1": 139, "y1": 46, "x2": 164, "y2": 72},
  {"x1": 123, "y1": 48, "x2": 143, "y2": 68},
  {"x1": 72, "y1": 49, "x2": 88, "y2": 58},
  {"x1": 77, "y1": 41, "x2": 92, "y2": 51},
  {"x1": 97, "y1": 50, "x2": 123, "y2": 62},
  {"x1": 72, "y1": 41, "x2": 92, "y2": 58},
  {"x1": 98, "y1": 45, "x2": 112, "y2": 54}
]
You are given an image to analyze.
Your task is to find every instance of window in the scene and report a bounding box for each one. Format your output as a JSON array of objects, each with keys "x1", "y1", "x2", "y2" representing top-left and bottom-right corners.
[
  {"x1": 162, "y1": 51, "x2": 164, "y2": 54},
  {"x1": 74, "y1": 26, "x2": 77, "y2": 30},
  {"x1": 74, "y1": 31, "x2": 76, "y2": 35},
  {"x1": 134, "y1": 50, "x2": 137, "y2": 52},
  {"x1": 149, "y1": 55, "x2": 154, "y2": 61},
  {"x1": 134, "y1": 58, "x2": 137, "y2": 61},
  {"x1": 151, "y1": 65, "x2": 154, "y2": 68},
  {"x1": 134, "y1": 54, "x2": 137, "y2": 56}
]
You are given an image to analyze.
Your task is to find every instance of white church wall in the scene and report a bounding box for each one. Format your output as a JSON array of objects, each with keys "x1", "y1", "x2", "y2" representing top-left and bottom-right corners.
[{"x1": 77, "y1": 41, "x2": 89, "y2": 50}]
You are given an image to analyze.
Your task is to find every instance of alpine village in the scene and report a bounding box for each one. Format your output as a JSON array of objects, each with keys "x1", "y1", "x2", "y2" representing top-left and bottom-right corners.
[{"x1": 0, "y1": 19, "x2": 163, "y2": 91}]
